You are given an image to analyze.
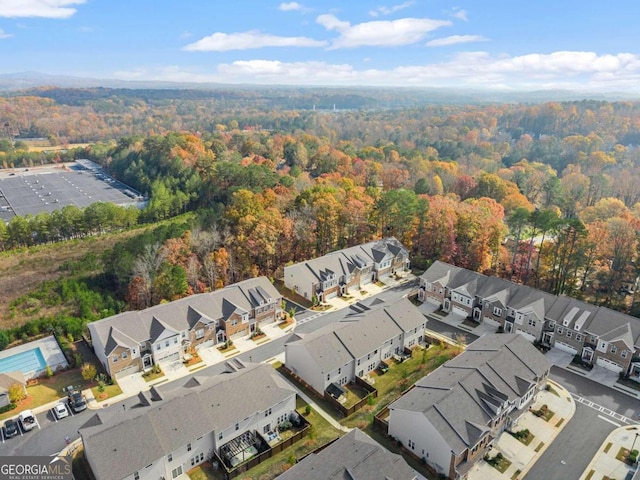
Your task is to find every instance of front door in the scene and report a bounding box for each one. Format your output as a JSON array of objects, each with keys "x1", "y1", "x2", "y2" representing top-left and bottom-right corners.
[
  {"x1": 142, "y1": 354, "x2": 153, "y2": 369},
  {"x1": 582, "y1": 347, "x2": 594, "y2": 362},
  {"x1": 542, "y1": 332, "x2": 553, "y2": 344}
]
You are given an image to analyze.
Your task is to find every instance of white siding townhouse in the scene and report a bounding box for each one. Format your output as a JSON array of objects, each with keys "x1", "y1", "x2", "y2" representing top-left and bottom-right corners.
[
  {"x1": 89, "y1": 277, "x2": 281, "y2": 379},
  {"x1": 284, "y1": 297, "x2": 426, "y2": 396},
  {"x1": 284, "y1": 237, "x2": 409, "y2": 303},
  {"x1": 79, "y1": 362, "x2": 297, "y2": 480},
  {"x1": 388, "y1": 334, "x2": 550, "y2": 480}
]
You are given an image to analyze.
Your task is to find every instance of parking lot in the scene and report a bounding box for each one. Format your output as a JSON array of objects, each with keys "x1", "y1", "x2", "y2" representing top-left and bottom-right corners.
[{"x1": 0, "y1": 163, "x2": 144, "y2": 222}]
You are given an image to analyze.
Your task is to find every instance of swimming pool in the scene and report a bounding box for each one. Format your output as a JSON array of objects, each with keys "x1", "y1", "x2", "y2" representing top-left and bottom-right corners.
[{"x1": 0, "y1": 347, "x2": 47, "y2": 376}]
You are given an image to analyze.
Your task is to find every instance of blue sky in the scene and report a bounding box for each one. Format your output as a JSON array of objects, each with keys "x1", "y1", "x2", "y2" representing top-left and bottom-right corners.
[{"x1": 1, "y1": 0, "x2": 640, "y2": 90}]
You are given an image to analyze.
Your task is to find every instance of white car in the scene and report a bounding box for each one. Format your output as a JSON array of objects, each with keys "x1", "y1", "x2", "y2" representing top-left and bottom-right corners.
[{"x1": 53, "y1": 402, "x2": 69, "y2": 420}]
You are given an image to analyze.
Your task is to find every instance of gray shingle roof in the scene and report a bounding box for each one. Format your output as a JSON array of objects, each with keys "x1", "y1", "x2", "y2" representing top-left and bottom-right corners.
[
  {"x1": 285, "y1": 298, "x2": 425, "y2": 373},
  {"x1": 90, "y1": 277, "x2": 280, "y2": 357},
  {"x1": 390, "y1": 334, "x2": 550, "y2": 455},
  {"x1": 420, "y1": 260, "x2": 464, "y2": 286},
  {"x1": 80, "y1": 363, "x2": 295, "y2": 480},
  {"x1": 276, "y1": 429, "x2": 417, "y2": 480}
]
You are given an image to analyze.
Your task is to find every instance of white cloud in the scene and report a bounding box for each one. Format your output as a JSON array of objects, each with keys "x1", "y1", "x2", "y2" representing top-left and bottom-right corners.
[
  {"x1": 369, "y1": 1, "x2": 414, "y2": 17},
  {"x1": 426, "y1": 35, "x2": 487, "y2": 47},
  {"x1": 112, "y1": 51, "x2": 640, "y2": 91},
  {"x1": 452, "y1": 9, "x2": 468, "y2": 21},
  {"x1": 0, "y1": 0, "x2": 85, "y2": 18},
  {"x1": 279, "y1": 2, "x2": 302, "y2": 11},
  {"x1": 0, "y1": 28, "x2": 11, "y2": 38},
  {"x1": 317, "y1": 14, "x2": 451, "y2": 49},
  {"x1": 183, "y1": 31, "x2": 327, "y2": 52}
]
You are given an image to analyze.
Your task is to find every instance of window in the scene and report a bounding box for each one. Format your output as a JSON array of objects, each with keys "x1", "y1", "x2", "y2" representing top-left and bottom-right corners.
[
  {"x1": 122, "y1": 351, "x2": 128, "y2": 360},
  {"x1": 196, "y1": 329, "x2": 204, "y2": 340},
  {"x1": 557, "y1": 327, "x2": 563, "y2": 335},
  {"x1": 218, "y1": 432, "x2": 223, "y2": 440},
  {"x1": 165, "y1": 340, "x2": 170, "y2": 348},
  {"x1": 622, "y1": 350, "x2": 628, "y2": 358},
  {"x1": 338, "y1": 367, "x2": 341, "y2": 375},
  {"x1": 187, "y1": 443, "x2": 192, "y2": 452},
  {"x1": 231, "y1": 319, "x2": 238, "y2": 326},
  {"x1": 264, "y1": 408, "x2": 272, "y2": 417},
  {"x1": 171, "y1": 466, "x2": 182, "y2": 479},
  {"x1": 575, "y1": 334, "x2": 582, "y2": 342},
  {"x1": 235, "y1": 423, "x2": 239, "y2": 431},
  {"x1": 156, "y1": 344, "x2": 161, "y2": 351},
  {"x1": 168, "y1": 454, "x2": 173, "y2": 462},
  {"x1": 590, "y1": 335, "x2": 597, "y2": 343},
  {"x1": 173, "y1": 338, "x2": 178, "y2": 344},
  {"x1": 112, "y1": 355, "x2": 118, "y2": 363},
  {"x1": 611, "y1": 345, "x2": 618, "y2": 354},
  {"x1": 263, "y1": 424, "x2": 270, "y2": 433},
  {"x1": 528, "y1": 319, "x2": 536, "y2": 327},
  {"x1": 327, "y1": 374, "x2": 330, "y2": 381},
  {"x1": 493, "y1": 307, "x2": 502, "y2": 316},
  {"x1": 566, "y1": 331, "x2": 572, "y2": 339}
]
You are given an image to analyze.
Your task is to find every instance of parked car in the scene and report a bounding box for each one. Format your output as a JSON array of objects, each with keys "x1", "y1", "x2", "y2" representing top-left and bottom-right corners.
[
  {"x1": 54, "y1": 402, "x2": 69, "y2": 420},
  {"x1": 18, "y1": 410, "x2": 36, "y2": 432},
  {"x1": 3, "y1": 419, "x2": 19, "y2": 438},
  {"x1": 65, "y1": 385, "x2": 87, "y2": 413}
]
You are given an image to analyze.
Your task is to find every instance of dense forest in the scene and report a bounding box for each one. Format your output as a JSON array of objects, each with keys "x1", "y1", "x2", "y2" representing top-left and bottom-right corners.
[{"x1": 2, "y1": 88, "x2": 640, "y2": 349}]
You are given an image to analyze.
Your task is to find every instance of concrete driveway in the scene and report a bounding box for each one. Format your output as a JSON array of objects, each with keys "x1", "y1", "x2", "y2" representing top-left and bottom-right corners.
[
  {"x1": 115, "y1": 372, "x2": 148, "y2": 395},
  {"x1": 470, "y1": 380, "x2": 575, "y2": 480}
]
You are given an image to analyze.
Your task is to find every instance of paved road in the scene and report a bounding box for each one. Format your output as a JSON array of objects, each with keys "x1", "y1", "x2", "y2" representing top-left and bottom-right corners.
[
  {"x1": 524, "y1": 402, "x2": 616, "y2": 480},
  {"x1": 1, "y1": 281, "x2": 417, "y2": 457},
  {"x1": 523, "y1": 367, "x2": 640, "y2": 480}
]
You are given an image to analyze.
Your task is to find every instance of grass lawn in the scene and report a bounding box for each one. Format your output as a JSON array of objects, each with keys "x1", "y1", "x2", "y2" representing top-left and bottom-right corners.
[
  {"x1": 142, "y1": 369, "x2": 166, "y2": 383},
  {"x1": 510, "y1": 430, "x2": 535, "y2": 446},
  {"x1": 342, "y1": 344, "x2": 461, "y2": 429},
  {"x1": 487, "y1": 455, "x2": 512, "y2": 473},
  {"x1": 0, "y1": 368, "x2": 89, "y2": 421},
  {"x1": 90, "y1": 383, "x2": 123, "y2": 402},
  {"x1": 342, "y1": 384, "x2": 369, "y2": 409},
  {"x1": 188, "y1": 396, "x2": 343, "y2": 480}
]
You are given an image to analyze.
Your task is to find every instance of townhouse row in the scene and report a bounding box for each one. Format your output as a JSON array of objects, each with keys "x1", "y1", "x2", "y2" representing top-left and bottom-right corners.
[
  {"x1": 80, "y1": 362, "x2": 298, "y2": 480},
  {"x1": 419, "y1": 261, "x2": 640, "y2": 377},
  {"x1": 284, "y1": 237, "x2": 410, "y2": 303},
  {"x1": 388, "y1": 333, "x2": 550, "y2": 480},
  {"x1": 284, "y1": 297, "x2": 427, "y2": 396},
  {"x1": 88, "y1": 277, "x2": 282, "y2": 379}
]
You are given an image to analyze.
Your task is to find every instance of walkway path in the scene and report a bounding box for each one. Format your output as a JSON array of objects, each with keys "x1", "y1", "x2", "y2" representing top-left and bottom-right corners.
[{"x1": 470, "y1": 379, "x2": 576, "y2": 480}]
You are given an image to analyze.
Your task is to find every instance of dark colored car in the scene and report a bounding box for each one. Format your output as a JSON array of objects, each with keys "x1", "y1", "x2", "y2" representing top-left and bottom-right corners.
[
  {"x1": 4, "y1": 419, "x2": 19, "y2": 438},
  {"x1": 66, "y1": 386, "x2": 87, "y2": 413}
]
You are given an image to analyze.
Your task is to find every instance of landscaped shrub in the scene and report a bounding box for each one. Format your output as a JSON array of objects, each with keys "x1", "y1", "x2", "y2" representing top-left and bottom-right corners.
[
  {"x1": 45, "y1": 365, "x2": 53, "y2": 378},
  {"x1": 0, "y1": 403, "x2": 17, "y2": 414},
  {"x1": 81, "y1": 363, "x2": 97, "y2": 381},
  {"x1": 8, "y1": 383, "x2": 26, "y2": 403},
  {"x1": 304, "y1": 404, "x2": 312, "y2": 416}
]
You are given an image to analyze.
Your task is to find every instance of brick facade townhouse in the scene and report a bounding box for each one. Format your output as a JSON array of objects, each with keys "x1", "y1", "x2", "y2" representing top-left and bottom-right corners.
[
  {"x1": 89, "y1": 277, "x2": 281, "y2": 379},
  {"x1": 284, "y1": 237, "x2": 409, "y2": 303},
  {"x1": 418, "y1": 261, "x2": 640, "y2": 376},
  {"x1": 387, "y1": 334, "x2": 550, "y2": 480}
]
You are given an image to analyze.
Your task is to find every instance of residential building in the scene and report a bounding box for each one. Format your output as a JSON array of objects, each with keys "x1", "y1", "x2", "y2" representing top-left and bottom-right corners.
[
  {"x1": 89, "y1": 277, "x2": 281, "y2": 379},
  {"x1": 284, "y1": 297, "x2": 426, "y2": 396},
  {"x1": 0, "y1": 371, "x2": 26, "y2": 408},
  {"x1": 387, "y1": 334, "x2": 550, "y2": 480},
  {"x1": 277, "y1": 428, "x2": 418, "y2": 480},
  {"x1": 418, "y1": 261, "x2": 640, "y2": 375},
  {"x1": 284, "y1": 237, "x2": 409, "y2": 303},
  {"x1": 79, "y1": 362, "x2": 297, "y2": 480}
]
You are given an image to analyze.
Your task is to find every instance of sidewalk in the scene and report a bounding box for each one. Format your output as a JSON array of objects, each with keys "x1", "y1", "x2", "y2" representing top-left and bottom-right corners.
[
  {"x1": 470, "y1": 379, "x2": 576, "y2": 480},
  {"x1": 581, "y1": 425, "x2": 640, "y2": 480}
]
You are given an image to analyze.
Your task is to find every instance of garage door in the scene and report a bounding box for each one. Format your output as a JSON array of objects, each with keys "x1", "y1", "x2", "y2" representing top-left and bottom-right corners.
[
  {"x1": 596, "y1": 357, "x2": 624, "y2": 373},
  {"x1": 324, "y1": 290, "x2": 338, "y2": 300},
  {"x1": 156, "y1": 351, "x2": 180, "y2": 364},
  {"x1": 452, "y1": 306, "x2": 469, "y2": 318},
  {"x1": 554, "y1": 341, "x2": 578, "y2": 355},
  {"x1": 115, "y1": 364, "x2": 140, "y2": 379}
]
